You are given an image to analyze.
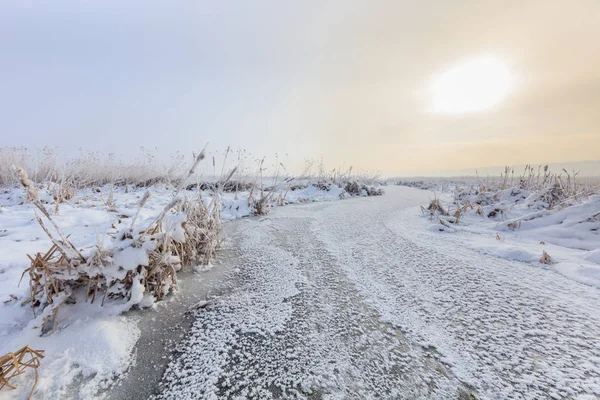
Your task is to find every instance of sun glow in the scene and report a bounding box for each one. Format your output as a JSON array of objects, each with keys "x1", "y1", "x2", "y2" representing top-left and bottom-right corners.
[{"x1": 431, "y1": 57, "x2": 514, "y2": 114}]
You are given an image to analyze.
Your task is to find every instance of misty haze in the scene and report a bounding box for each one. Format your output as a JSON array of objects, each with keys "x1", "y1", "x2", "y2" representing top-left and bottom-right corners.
[{"x1": 1, "y1": 2, "x2": 599, "y2": 400}]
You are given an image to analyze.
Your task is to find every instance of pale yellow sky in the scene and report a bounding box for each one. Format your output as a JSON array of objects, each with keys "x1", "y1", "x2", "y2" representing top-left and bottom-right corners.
[
  {"x1": 2, "y1": 1, "x2": 599, "y2": 175},
  {"x1": 304, "y1": 0, "x2": 600, "y2": 174}
]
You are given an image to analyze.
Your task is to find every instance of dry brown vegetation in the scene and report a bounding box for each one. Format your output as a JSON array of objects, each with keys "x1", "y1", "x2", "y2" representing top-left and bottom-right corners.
[
  {"x1": 0, "y1": 146, "x2": 188, "y2": 188},
  {"x1": 539, "y1": 250, "x2": 552, "y2": 264},
  {"x1": 4, "y1": 146, "x2": 387, "y2": 338},
  {"x1": 0, "y1": 346, "x2": 45, "y2": 400},
  {"x1": 16, "y1": 151, "x2": 227, "y2": 335},
  {"x1": 415, "y1": 164, "x2": 600, "y2": 230}
]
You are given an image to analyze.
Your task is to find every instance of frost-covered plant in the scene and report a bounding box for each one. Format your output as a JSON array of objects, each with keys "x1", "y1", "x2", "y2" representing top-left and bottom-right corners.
[
  {"x1": 16, "y1": 147, "x2": 229, "y2": 334},
  {"x1": 0, "y1": 146, "x2": 189, "y2": 188},
  {"x1": 417, "y1": 164, "x2": 600, "y2": 232}
]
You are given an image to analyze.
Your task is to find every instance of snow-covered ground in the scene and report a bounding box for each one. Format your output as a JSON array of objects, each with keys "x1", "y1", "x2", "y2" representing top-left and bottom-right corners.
[
  {"x1": 153, "y1": 186, "x2": 600, "y2": 399},
  {"x1": 414, "y1": 184, "x2": 600, "y2": 289},
  {"x1": 1, "y1": 181, "x2": 599, "y2": 399},
  {"x1": 0, "y1": 183, "x2": 351, "y2": 399}
]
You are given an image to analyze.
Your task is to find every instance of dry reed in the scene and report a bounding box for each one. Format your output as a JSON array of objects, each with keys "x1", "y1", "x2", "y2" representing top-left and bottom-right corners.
[
  {"x1": 16, "y1": 150, "x2": 225, "y2": 334},
  {"x1": 0, "y1": 346, "x2": 45, "y2": 400}
]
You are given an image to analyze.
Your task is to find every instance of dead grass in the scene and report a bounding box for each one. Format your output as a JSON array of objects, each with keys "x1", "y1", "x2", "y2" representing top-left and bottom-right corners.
[
  {"x1": 422, "y1": 198, "x2": 448, "y2": 219},
  {"x1": 539, "y1": 251, "x2": 552, "y2": 264},
  {"x1": 0, "y1": 146, "x2": 189, "y2": 188},
  {"x1": 417, "y1": 164, "x2": 600, "y2": 229},
  {"x1": 0, "y1": 345, "x2": 45, "y2": 399},
  {"x1": 8, "y1": 147, "x2": 388, "y2": 337},
  {"x1": 15, "y1": 150, "x2": 226, "y2": 335}
]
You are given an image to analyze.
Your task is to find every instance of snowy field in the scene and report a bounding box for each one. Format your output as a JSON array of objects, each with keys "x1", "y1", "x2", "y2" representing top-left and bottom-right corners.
[
  {"x1": 1, "y1": 169, "x2": 599, "y2": 399},
  {"x1": 0, "y1": 182, "x2": 356, "y2": 399},
  {"x1": 397, "y1": 175, "x2": 600, "y2": 288}
]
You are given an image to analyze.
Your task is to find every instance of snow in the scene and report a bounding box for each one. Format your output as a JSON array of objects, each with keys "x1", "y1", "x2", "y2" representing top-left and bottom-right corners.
[
  {"x1": 156, "y1": 186, "x2": 600, "y2": 399},
  {"x1": 415, "y1": 185, "x2": 600, "y2": 288},
  {"x1": 8, "y1": 316, "x2": 139, "y2": 399},
  {"x1": 158, "y1": 191, "x2": 464, "y2": 399},
  {"x1": 584, "y1": 249, "x2": 600, "y2": 264},
  {"x1": 0, "y1": 182, "x2": 359, "y2": 399},
  {"x1": 218, "y1": 183, "x2": 348, "y2": 221},
  {"x1": 2, "y1": 179, "x2": 597, "y2": 398}
]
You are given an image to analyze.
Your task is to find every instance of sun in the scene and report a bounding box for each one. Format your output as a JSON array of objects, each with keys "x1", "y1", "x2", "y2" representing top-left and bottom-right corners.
[{"x1": 431, "y1": 56, "x2": 514, "y2": 114}]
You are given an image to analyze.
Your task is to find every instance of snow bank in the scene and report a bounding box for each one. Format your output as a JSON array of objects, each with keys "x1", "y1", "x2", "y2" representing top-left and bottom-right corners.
[{"x1": 417, "y1": 181, "x2": 600, "y2": 288}]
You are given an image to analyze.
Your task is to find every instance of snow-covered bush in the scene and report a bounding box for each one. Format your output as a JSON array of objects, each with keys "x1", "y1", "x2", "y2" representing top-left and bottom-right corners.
[
  {"x1": 16, "y1": 152, "x2": 225, "y2": 334},
  {"x1": 416, "y1": 165, "x2": 600, "y2": 235},
  {"x1": 344, "y1": 181, "x2": 384, "y2": 197}
]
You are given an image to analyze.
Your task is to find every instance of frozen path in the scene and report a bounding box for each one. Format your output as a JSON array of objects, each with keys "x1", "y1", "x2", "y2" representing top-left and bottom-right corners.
[{"x1": 155, "y1": 186, "x2": 600, "y2": 399}]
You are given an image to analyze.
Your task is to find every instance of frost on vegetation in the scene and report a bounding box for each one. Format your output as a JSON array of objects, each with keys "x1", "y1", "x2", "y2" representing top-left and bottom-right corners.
[
  {"x1": 413, "y1": 165, "x2": 599, "y2": 230},
  {"x1": 13, "y1": 154, "x2": 223, "y2": 336},
  {"x1": 344, "y1": 181, "x2": 384, "y2": 197},
  {"x1": 0, "y1": 148, "x2": 390, "y2": 398},
  {"x1": 3, "y1": 149, "x2": 387, "y2": 335},
  {"x1": 409, "y1": 165, "x2": 600, "y2": 286},
  {"x1": 238, "y1": 158, "x2": 384, "y2": 216},
  {"x1": 2, "y1": 147, "x2": 389, "y2": 332}
]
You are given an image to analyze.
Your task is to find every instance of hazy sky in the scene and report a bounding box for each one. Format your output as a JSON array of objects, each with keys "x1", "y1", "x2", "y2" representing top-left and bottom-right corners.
[{"x1": 1, "y1": 1, "x2": 599, "y2": 175}]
